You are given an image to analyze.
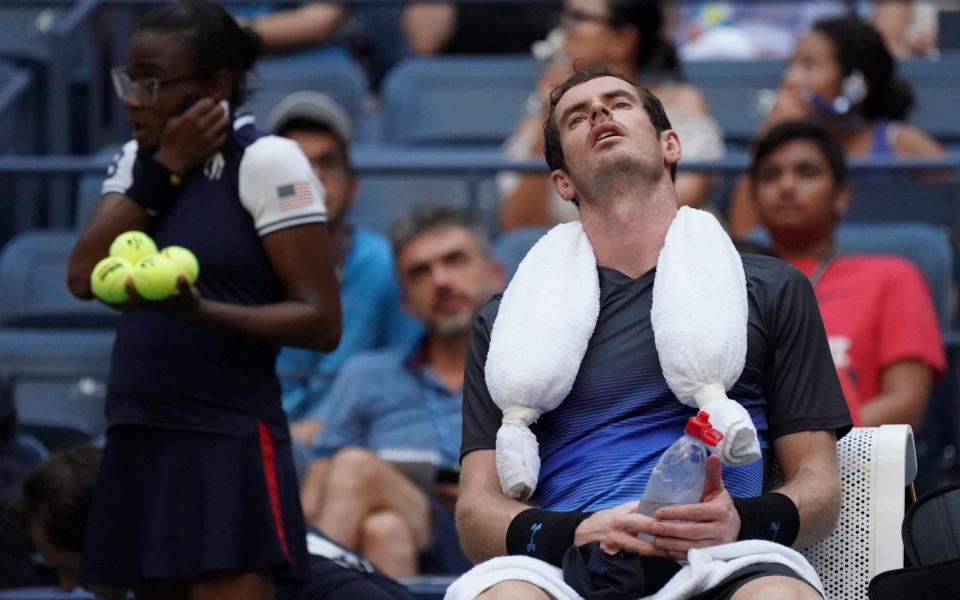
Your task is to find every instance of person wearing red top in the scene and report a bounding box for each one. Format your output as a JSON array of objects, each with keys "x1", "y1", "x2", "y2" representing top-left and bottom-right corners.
[{"x1": 750, "y1": 120, "x2": 945, "y2": 430}]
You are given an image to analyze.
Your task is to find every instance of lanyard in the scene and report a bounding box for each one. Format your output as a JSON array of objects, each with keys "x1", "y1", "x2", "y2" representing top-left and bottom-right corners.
[{"x1": 807, "y1": 247, "x2": 838, "y2": 290}]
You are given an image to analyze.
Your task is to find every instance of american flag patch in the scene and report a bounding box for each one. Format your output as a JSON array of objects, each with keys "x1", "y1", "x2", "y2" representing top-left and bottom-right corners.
[{"x1": 277, "y1": 181, "x2": 313, "y2": 211}]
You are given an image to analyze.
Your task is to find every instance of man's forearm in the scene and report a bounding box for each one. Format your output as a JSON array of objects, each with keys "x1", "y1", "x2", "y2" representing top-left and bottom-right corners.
[
  {"x1": 455, "y1": 488, "x2": 530, "y2": 563},
  {"x1": 771, "y1": 430, "x2": 843, "y2": 548}
]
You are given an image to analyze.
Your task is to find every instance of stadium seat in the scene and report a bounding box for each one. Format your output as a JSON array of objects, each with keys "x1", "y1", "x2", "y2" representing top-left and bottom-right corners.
[
  {"x1": 241, "y1": 50, "x2": 369, "y2": 137},
  {"x1": 844, "y1": 179, "x2": 960, "y2": 230},
  {"x1": 683, "y1": 60, "x2": 785, "y2": 150},
  {"x1": 744, "y1": 222, "x2": 953, "y2": 328},
  {"x1": 835, "y1": 222, "x2": 953, "y2": 328},
  {"x1": 900, "y1": 55, "x2": 960, "y2": 149},
  {"x1": 381, "y1": 56, "x2": 537, "y2": 146},
  {"x1": 349, "y1": 175, "x2": 474, "y2": 235},
  {"x1": 0, "y1": 230, "x2": 116, "y2": 328},
  {"x1": 0, "y1": 58, "x2": 36, "y2": 155}
]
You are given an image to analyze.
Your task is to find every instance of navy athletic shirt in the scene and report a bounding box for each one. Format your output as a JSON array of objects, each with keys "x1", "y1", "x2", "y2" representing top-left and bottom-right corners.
[
  {"x1": 101, "y1": 115, "x2": 327, "y2": 439},
  {"x1": 461, "y1": 255, "x2": 852, "y2": 512}
]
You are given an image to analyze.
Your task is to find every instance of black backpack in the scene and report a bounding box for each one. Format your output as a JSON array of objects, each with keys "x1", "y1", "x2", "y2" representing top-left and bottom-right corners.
[{"x1": 868, "y1": 481, "x2": 960, "y2": 599}]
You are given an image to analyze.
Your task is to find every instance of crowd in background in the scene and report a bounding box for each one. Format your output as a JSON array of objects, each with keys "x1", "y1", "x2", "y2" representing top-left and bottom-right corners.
[{"x1": 0, "y1": 0, "x2": 958, "y2": 596}]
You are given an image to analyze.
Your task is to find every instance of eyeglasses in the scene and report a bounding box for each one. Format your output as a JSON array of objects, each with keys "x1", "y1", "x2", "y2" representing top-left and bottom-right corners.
[
  {"x1": 561, "y1": 7, "x2": 612, "y2": 26},
  {"x1": 111, "y1": 66, "x2": 197, "y2": 105}
]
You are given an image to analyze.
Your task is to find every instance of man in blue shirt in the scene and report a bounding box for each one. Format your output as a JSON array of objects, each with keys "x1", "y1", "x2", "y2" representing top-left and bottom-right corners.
[
  {"x1": 299, "y1": 204, "x2": 503, "y2": 578},
  {"x1": 269, "y1": 92, "x2": 422, "y2": 446}
]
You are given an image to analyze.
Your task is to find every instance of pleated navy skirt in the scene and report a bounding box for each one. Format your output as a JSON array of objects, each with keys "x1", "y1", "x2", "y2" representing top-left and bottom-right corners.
[{"x1": 79, "y1": 423, "x2": 310, "y2": 587}]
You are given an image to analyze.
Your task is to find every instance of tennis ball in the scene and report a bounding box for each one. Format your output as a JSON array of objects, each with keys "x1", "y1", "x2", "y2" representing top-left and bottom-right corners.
[
  {"x1": 110, "y1": 231, "x2": 158, "y2": 264},
  {"x1": 161, "y1": 246, "x2": 199, "y2": 284},
  {"x1": 132, "y1": 254, "x2": 178, "y2": 301},
  {"x1": 90, "y1": 256, "x2": 133, "y2": 304}
]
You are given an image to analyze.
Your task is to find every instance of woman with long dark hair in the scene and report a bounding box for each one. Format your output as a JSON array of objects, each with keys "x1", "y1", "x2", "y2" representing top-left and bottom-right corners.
[{"x1": 729, "y1": 16, "x2": 944, "y2": 237}]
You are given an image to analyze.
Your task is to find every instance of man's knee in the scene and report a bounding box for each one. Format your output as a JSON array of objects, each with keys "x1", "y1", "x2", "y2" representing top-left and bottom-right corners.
[
  {"x1": 362, "y1": 511, "x2": 413, "y2": 548},
  {"x1": 731, "y1": 575, "x2": 821, "y2": 600},
  {"x1": 475, "y1": 580, "x2": 553, "y2": 600},
  {"x1": 327, "y1": 447, "x2": 381, "y2": 491}
]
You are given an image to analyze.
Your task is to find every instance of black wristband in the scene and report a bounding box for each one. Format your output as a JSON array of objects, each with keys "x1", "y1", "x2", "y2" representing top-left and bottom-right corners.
[
  {"x1": 733, "y1": 492, "x2": 800, "y2": 546},
  {"x1": 126, "y1": 155, "x2": 182, "y2": 215},
  {"x1": 506, "y1": 508, "x2": 591, "y2": 567}
]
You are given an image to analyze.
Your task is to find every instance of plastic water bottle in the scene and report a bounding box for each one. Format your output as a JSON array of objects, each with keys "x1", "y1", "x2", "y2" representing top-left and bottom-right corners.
[{"x1": 634, "y1": 411, "x2": 723, "y2": 540}]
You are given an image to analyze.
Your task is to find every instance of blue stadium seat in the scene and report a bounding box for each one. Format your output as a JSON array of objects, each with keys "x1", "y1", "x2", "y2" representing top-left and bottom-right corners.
[
  {"x1": 900, "y1": 55, "x2": 960, "y2": 149},
  {"x1": 835, "y1": 222, "x2": 953, "y2": 328},
  {"x1": 491, "y1": 226, "x2": 549, "y2": 283},
  {"x1": 241, "y1": 50, "x2": 369, "y2": 137},
  {"x1": 0, "y1": 230, "x2": 116, "y2": 328},
  {"x1": 349, "y1": 176, "x2": 474, "y2": 235},
  {"x1": 745, "y1": 222, "x2": 952, "y2": 328},
  {"x1": 381, "y1": 56, "x2": 537, "y2": 146},
  {"x1": 0, "y1": 58, "x2": 35, "y2": 154},
  {"x1": 845, "y1": 179, "x2": 959, "y2": 228},
  {"x1": 683, "y1": 60, "x2": 784, "y2": 150}
]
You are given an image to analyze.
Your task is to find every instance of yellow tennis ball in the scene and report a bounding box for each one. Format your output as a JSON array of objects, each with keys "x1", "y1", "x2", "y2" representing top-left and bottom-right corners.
[
  {"x1": 90, "y1": 256, "x2": 133, "y2": 304},
  {"x1": 132, "y1": 254, "x2": 178, "y2": 301},
  {"x1": 161, "y1": 246, "x2": 199, "y2": 284},
  {"x1": 110, "y1": 231, "x2": 158, "y2": 264}
]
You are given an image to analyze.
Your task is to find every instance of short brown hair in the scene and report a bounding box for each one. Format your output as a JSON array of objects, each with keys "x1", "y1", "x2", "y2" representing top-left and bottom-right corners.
[{"x1": 543, "y1": 65, "x2": 676, "y2": 181}]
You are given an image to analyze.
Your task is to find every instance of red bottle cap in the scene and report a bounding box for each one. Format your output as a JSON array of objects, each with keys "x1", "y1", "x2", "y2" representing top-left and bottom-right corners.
[{"x1": 685, "y1": 411, "x2": 724, "y2": 447}]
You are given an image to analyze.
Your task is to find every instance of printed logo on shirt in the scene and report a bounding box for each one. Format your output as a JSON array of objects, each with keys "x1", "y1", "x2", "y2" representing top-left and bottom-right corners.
[
  {"x1": 277, "y1": 181, "x2": 313, "y2": 212},
  {"x1": 828, "y1": 335, "x2": 851, "y2": 368},
  {"x1": 204, "y1": 152, "x2": 225, "y2": 181}
]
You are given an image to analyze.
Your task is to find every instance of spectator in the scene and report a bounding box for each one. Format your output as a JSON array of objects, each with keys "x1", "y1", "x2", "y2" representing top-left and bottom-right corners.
[
  {"x1": 19, "y1": 444, "x2": 416, "y2": 600},
  {"x1": 453, "y1": 66, "x2": 850, "y2": 599},
  {"x1": 672, "y1": 1, "x2": 848, "y2": 60},
  {"x1": 403, "y1": 2, "x2": 555, "y2": 56},
  {"x1": 268, "y1": 92, "x2": 422, "y2": 447},
  {"x1": 500, "y1": 0, "x2": 724, "y2": 231},
  {"x1": 871, "y1": 0, "x2": 948, "y2": 59},
  {"x1": 751, "y1": 121, "x2": 944, "y2": 431},
  {"x1": 300, "y1": 205, "x2": 503, "y2": 577},
  {"x1": 251, "y1": 3, "x2": 348, "y2": 53},
  {"x1": 729, "y1": 16, "x2": 945, "y2": 237}
]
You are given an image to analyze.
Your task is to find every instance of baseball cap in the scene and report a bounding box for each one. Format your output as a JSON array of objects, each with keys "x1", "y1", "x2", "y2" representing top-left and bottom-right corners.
[{"x1": 266, "y1": 91, "x2": 353, "y2": 143}]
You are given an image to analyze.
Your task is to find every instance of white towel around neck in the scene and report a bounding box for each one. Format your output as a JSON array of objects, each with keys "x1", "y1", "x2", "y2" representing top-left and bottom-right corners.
[{"x1": 486, "y1": 207, "x2": 761, "y2": 501}]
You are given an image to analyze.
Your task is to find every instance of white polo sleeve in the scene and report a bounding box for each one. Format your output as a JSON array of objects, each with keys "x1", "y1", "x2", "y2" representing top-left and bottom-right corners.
[
  {"x1": 101, "y1": 139, "x2": 138, "y2": 196},
  {"x1": 238, "y1": 135, "x2": 327, "y2": 237}
]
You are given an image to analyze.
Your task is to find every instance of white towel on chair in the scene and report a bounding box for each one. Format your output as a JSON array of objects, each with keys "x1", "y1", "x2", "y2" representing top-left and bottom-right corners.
[{"x1": 444, "y1": 541, "x2": 823, "y2": 600}]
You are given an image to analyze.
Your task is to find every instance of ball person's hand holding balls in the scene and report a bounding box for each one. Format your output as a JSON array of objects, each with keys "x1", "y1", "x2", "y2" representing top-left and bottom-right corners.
[{"x1": 90, "y1": 231, "x2": 200, "y2": 305}]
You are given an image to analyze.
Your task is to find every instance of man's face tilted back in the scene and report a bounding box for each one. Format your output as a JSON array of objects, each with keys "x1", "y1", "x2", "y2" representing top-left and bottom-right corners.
[
  {"x1": 394, "y1": 225, "x2": 501, "y2": 339},
  {"x1": 549, "y1": 76, "x2": 671, "y2": 204},
  {"x1": 753, "y1": 139, "x2": 848, "y2": 247}
]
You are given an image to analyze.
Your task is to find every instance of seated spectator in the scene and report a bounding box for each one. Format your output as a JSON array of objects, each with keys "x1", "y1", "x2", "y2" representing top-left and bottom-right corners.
[
  {"x1": 20, "y1": 444, "x2": 414, "y2": 600},
  {"x1": 671, "y1": 1, "x2": 848, "y2": 60},
  {"x1": 250, "y1": 3, "x2": 348, "y2": 52},
  {"x1": 268, "y1": 92, "x2": 422, "y2": 447},
  {"x1": 403, "y1": 2, "x2": 555, "y2": 56},
  {"x1": 751, "y1": 121, "x2": 945, "y2": 430},
  {"x1": 729, "y1": 16, "x2": 945, "y2": 237},
  {"x1": 299, "y1": 205, "x2": 503, "y2": 577},
  {"x1": 871, "y1": 0, "x2": 944, "y2": 59},
  {"x1": 499, "y1": 0, "x2": 725, "y2": 231}
]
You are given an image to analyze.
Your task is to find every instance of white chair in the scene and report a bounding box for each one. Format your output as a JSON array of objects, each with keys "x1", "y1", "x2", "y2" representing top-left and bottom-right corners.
[{"x1": 801, "y1": 425, "x2": 917, "y2": 600}]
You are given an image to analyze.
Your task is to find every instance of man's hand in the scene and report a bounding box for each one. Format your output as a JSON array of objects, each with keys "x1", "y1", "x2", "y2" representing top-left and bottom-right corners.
[
  {"x1": 649, "y1": 455, "x2": 740, "y2": 561},
  {"x1": 154, "y1": 98, "x2": 229, "y2": 174},
  {"x1": 574, "y1": 500, "x2": 662, "y2": 557}
]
